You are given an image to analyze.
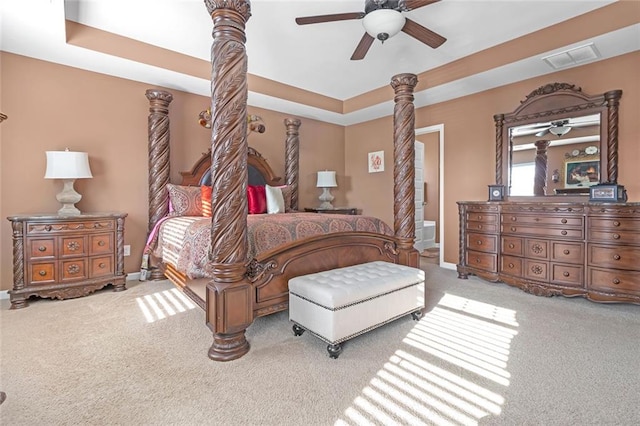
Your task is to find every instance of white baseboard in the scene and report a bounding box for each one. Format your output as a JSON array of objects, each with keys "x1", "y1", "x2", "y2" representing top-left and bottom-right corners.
[
  {"x1": 127, "y1": 272, "x2": 141, "y2": 281},
  {"x1": 441, "y1": 261, "x2": 457, "y2": 271},
  {"x1": 0, "y1": 290, "x2": 8, "y2": 300}
]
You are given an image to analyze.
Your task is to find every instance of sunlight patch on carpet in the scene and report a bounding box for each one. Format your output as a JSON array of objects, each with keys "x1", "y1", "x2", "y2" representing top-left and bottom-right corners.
[
  {"x1": 337, "y1": 294, "x2": 517, "y2": 425},
  {"x1": 136, "y1": 288, "x2": 196, "y2": 323}
]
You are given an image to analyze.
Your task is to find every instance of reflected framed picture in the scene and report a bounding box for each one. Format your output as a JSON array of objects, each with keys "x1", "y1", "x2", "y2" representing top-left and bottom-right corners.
[
  {"x1": 564, "y1": 159, "x2": 599, "y2": 188},
  {"x1": 368, "y1": 150, "x2": 384, "y2": 173}
]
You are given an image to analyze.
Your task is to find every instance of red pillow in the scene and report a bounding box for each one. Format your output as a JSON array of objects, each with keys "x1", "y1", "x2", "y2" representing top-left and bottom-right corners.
[
  {"x1": 247, "y1": 185, "x2": 267, "y2": 214},
  {"x1": 201, "y1": 185, "x2": 212, "y2": 217}
]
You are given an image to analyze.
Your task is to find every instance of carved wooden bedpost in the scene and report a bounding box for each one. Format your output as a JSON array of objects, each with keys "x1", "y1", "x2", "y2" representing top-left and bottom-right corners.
[
  {"x1": 494, "y1": 113, "x2": 505, "y2": 186},
  {"x1": 284, "y1": 118, "x2": 301, "y2": 210},
  {"x1": 205, "y1": 0, "x2": 252, "y2": 362},
  {"x1": 604, "y1": 90, "x2": 622, "y2": 183},
  {"x1": 390, "y1": 73, "x2": 419, "y2": 268},
  {"x1": 145, "y1": 89, "x2": 173, "y2": 280},
  {"x1": 533, "y1": 140, "x2": 550, "y2": 196}
]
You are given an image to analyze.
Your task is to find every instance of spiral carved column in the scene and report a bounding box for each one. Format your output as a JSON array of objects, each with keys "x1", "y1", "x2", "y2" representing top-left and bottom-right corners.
[
  {"x1": 10, "y1": 221, "x2": 26, "y2": 309},
  {"x1": 390, "y1": 73, "x2": 419, "y2": 267},
  {"x1": 493, "y1": 114, "x2": 505, "y2": 186},
  {"x1": 205, "y1": 0, "x2": 252, "y2": 362},
  {"x1": 605, "y1": 90, "x2": 622, "y2": 183},
  {"x1": 533, "y1": 140, "x2": 550, "y2": 196},
  {"x1": 284, "y1": 118, "x2": 301, "y2": 210}
]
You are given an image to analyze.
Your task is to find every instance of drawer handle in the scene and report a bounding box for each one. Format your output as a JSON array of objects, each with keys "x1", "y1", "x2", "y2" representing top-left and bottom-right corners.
[
  {"x1": 613, "y1": 278, "x2": 620, "y2": 285},
  {"x1": 475, "y1": 258, "x2": 481, "y2": 263},
  {"x1": 613, "y1": 221, "x2": 620, "y2": 227},
  {"x1": 612, "y1": 233, "x2": 620, "y2": 240},
  {"x1": 510, "y1": 227, "x2": 516, "y2": 232},
  {"x1": 511, "y1": 217, "x2": 517, "y2": 222},
  {"x1": 38, "y1": 270, "x2": 46, "y2": 277},
  {"x1": 561, "y1": 230, "x2": 567, "y2": 236},
  {"x1": 508, "y1": 263, "x2": 514, "y2": 269},
  {"x1": 99, "y1": 262, "x2": 106, "y2": 269},
  {"x1": 477, "y1": 215, "x2": 483, "y2": 220},
  {"x1": 67, "y1": 241, "x2": 80, "y2": 251},
  {"x1": 561, "y1": 218, "x2": 567, "y2": 224},
  {"x1": 67, "y1": 264, "x2": 80, "y2": 274},
  {"x1": 613, "y1": 254, "x2": 621, "y2": 261},
  {"x1": 563, "y1": 249, "x2": 570, "y2": 255},
  {"x1": 38, "y1": 246, "x2": 47, "y2": 252},
  {"x1": 477, "y1": 224, "x2": 483, "y2": 229},
  {"x1": 45, "y1": 225, "x2": 52, "y2": 232},
  {"x1": 508, "y1": 243, "x2": 515, "y2": 249},
  {"x1": 476, "y1": 240, "x2": 482, "y2": 245},
  {"x1": 98, "y1": 240, "x2": 106, "y2": 247},
  {"x1": 563, "y1": 271, "x2": 570, "y2": 277}
]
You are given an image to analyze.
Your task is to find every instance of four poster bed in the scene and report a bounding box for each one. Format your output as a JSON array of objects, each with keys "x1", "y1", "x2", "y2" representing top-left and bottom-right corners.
[{"x1": 144, "y1": 0, "x2": 419, "y2": 361}]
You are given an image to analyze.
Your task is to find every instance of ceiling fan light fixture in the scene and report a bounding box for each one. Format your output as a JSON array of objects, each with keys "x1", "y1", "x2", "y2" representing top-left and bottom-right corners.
[
  {"x1": 362, "y1": 9, "x2": 406, "y2": 42},
  {"x1": 549, "y1": 125, "x2": 571, "y2": 136}
]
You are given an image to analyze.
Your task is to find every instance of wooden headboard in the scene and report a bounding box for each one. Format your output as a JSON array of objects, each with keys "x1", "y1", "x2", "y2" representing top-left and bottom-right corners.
[{"x1": 179, "y1": 147, "x2": 282, "y2": 187}]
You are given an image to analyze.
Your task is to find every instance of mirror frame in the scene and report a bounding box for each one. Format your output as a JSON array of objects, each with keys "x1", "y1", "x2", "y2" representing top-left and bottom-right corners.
[{"x1": 494, "y1": 83, "x2": 622, "y2": 197}]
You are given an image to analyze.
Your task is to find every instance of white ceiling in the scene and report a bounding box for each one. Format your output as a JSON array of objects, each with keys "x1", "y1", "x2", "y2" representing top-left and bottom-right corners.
[{"x1": 2, "y1": 0, "x2": 638, "y2": 125}]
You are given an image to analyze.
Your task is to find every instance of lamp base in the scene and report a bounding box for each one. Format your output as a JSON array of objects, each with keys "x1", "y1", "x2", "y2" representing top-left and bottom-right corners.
[
  {"x1": 318, "y1": 187, "x2": 334, "y2": 209},
  {"x1": 56, "y1": 179, "x2": 82, "y2": 216}
]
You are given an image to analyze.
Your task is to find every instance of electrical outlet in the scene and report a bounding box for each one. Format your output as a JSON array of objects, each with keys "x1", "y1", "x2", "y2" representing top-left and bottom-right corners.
[{"x1": 124, "y1": 245, "x2": 131, "y2": 256}]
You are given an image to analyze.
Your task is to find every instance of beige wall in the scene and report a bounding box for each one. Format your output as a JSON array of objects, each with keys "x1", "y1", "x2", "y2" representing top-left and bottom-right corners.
[
  {"x1": 0, "y1": 52, "x2": 345, "y2": 291},
  {"x1": 345, "y1": 52, "x2": 640, "y2": 265}
]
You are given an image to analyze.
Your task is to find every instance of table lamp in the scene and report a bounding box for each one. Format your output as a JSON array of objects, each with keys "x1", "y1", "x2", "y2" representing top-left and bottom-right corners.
[
  {"x1": 45, "y1": 149, "x2": 93, "y2": 216},
  {"x1": 316, "y1": 170, "x2": 337, "y2": 209}
]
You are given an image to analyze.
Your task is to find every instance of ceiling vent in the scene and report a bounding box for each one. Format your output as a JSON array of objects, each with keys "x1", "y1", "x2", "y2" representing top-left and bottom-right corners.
[{"x1": 542, "y1": 43, "x2": 601, "y2": 70}]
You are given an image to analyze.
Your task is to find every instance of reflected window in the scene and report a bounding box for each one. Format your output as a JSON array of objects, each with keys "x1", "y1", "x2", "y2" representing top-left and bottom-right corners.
[{"x1": 510, "y1": 163, "x2": 535, "y2": 196}]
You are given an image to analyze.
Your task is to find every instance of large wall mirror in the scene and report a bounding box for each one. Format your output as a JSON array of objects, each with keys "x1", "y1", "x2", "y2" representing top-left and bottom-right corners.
[{"x1": 494, "y1": 83, "x2": 622, "y2": 197}]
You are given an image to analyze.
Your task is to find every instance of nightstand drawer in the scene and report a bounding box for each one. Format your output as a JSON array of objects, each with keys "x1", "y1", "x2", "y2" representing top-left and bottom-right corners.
[
  {"x1": 60, "y1": 236, "x2": 87, "y2": 257},
  {"x1": 90, "y1": 256, "x2": 114, "y2": 277},
  {"x1": 26, "y1": 219, "x2": 115, "y2": 235},
  {"x1": 28, "y1": 238, "x2": 55, "y2": 259},
  {"x1": 29, "y1": 262, "x2": 56, "y2": 284},
  {"x1": 90, "y1": 233, "x2": 113, "y2": 255},
  {"x1": 60, "y1": 259, "x2": 88, "y2": 281}
]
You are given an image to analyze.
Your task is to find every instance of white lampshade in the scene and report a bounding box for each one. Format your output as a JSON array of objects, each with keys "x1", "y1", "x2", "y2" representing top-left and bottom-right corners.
[
  {"x1": 45, "y1": 151, "x2": 93, "y2": 179},
  {"x1": 362, "y1": 9, "x2": 406, "y2": 41},
  {"x1": 316, "y1": 171, "x2": 337, "y2": 188}
]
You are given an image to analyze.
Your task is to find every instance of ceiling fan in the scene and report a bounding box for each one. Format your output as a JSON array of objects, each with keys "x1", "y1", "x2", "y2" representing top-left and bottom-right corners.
[
  {"x1": 295, "y1": 0, "x2": 446, "y2": 60},
  {"x1": 533, "y1": 120, "x2": 572, "y2": 137}
]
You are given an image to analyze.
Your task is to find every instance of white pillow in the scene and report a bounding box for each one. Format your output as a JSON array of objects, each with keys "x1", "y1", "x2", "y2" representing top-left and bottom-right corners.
[{"x1": 265, "y1": 184, "x2": 285, "y2": 214}]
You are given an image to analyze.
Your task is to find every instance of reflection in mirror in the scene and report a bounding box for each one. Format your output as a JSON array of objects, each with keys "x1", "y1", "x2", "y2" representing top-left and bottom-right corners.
[{"x1": 509, "y1": 114, "x2": 600, "y2": 195}]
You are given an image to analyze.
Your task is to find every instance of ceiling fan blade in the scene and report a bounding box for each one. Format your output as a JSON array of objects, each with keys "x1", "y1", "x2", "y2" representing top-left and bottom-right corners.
[
  {"x1": 295, "y1": 12, "x2": 364, "y2": 26},
  {"x1": 404, "y1": 0, "x2": 441, "y2": 11},
  {"x1": 535, "y1": 129, "x2": 550, "y2": 137},
  {"x1": 351, "y1": 33, "x2": 375, "y2": 61},
  {"x1": 401, "y1": 18, "x2": 446, "y2": 48}
]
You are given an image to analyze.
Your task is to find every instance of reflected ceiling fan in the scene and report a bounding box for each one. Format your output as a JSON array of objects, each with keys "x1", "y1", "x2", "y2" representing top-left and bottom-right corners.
[
  {"x1": 533, "y1": 120, "x2": 572, "y2": 137},
  {"x1": 295, "y1": 0, "x2": 446, "y2": 60}
]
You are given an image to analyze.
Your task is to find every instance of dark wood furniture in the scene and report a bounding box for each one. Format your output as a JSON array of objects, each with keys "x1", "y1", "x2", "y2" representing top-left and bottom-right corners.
[
  {"x1": 145, "y1": 1, "x2": 419, "y2": 362},
  {"x1": 7, "y1": 213, "x2": 127, "y2": 309},
  {"x1": 304, "y1": 207, "x2": 358, "y2": 215},
  {"x1": 457, "y1": 201, "x2": 639, "y2": 304}
]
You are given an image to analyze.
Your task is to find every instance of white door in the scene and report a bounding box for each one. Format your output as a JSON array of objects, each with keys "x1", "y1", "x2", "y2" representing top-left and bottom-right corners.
[{"x1": 414, "y1": 141, "x2": 425, "y2": 252}]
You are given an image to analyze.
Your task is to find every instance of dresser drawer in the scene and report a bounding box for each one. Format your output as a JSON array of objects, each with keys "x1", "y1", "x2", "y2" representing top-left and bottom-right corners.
[
  {"x1": 501, "y1": 236, "x2": 524, "y2": 256},
  {"x1": 26, "y1": 219, "x2": 115, "y2": 235},
  {"x1": 90, "y1": 256, "x2": 114, "y2": 278},
  {"x1": 90, "y1": 233, "x2": 114, "y2": 255},
  {"x1": 551, "y1": 242, "x2": 583, "y2": 264},
  {"x1": 551, "y1": 263, "x2": 583, "y2": 287},
  {"x1": 60, "y1": 259, "x2": 88, "y2": 281},
  {"x1": 500, "y1": 255, "x2": 523, "y2": 277},
  {"x1": 524, "y1": 259, "x2": 548, "y2": 281},
  {"x1": 588, "y1": 268, "x2": 640, "y2": 295},
  {"x1": 588, "y1": 230, "x2": 640, "y2": 245},
  {"x1": 588, "y1": 244, "x2": 640, "y2": 271},
  {"x1": 526, "y1": 239, "x2": 548, "y2": 260},
  {"x1": 588, "y1": 217, "x2": 639, "y2": 232},
  {"x1": 466, "y1": 233, "x2": 497, "y2": 253},
  {"x1": 29, "y1": 262, "x2": 56, "y2": 284},
  {"x1": 466, "y1": 212, "x2": 498, "y2": 223},
  {"x1": 465, "y1": 250, "x2": 497, "y2": 273},
  {"x1": 503, "y1": 224, "x2": 583, "y2": 239},
  {"x1": 502, "y1": 214, "x2": 583, "y2": 227},
  {"x1": 466, "y1": 221, "x2": 498, "y2": 233},
  {"x1": 60, "y1": 236, "x2": 87, "y2": 257},
  {"x1": 28, "y1": 238, "x2": 56, "y2": 259}
]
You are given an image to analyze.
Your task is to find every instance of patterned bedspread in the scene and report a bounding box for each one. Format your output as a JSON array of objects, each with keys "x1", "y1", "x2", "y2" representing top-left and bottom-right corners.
[{"x1": 153, "y1": 213, "x2": 393, "y2": 279}]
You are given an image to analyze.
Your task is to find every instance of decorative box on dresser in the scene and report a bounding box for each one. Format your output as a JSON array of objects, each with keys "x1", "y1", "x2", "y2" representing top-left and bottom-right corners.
[
  {"x1": 457, "y1": 202, "x2": 639, "y2": 305},
  {"x1": 7, "y1": 212, "x2": 127, "y2": 309}
]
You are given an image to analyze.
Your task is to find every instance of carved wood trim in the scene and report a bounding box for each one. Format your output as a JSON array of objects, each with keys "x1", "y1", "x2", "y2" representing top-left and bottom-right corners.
[{"x1": 284, "y1": 118, "x2": 301, "y2": 210}]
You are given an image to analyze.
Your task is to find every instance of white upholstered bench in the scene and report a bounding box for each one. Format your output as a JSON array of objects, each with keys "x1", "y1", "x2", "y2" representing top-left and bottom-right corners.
[{"x1": 288, "y1": 261, "x2": 425, "y2": 358}]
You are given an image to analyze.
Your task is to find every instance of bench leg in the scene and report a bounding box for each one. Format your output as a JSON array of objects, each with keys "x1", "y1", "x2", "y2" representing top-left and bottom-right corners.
[
  {"x1": 327, "y1": 343, "x2": 342, "y2": 359},
  {"x1": 292, "y1": 324, "x2": 305, "y2": 336},
  {"x1": 411, "y1": 310, "x2": 423, "y2": 321}
]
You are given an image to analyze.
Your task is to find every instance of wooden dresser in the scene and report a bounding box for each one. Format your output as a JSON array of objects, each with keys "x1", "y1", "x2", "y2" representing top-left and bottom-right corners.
[
  {"x1": 7, "y1": 212, "x2": 127, "y2": 309},
  {"x1": 457, "y1": 202, "x2": 639, "y2": 304}
]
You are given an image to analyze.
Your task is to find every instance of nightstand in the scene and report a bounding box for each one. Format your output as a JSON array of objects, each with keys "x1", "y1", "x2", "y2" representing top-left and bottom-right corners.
[
  {"x1": 304, "y1": 207, "x2": 358, "y2": 215},
  {"x1": 7, "y1": 212, "x2": 127, "y2": 309}
]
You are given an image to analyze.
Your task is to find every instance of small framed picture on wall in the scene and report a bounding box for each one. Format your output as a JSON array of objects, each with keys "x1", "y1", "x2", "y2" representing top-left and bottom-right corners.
[{"x1": 368, "y1": 150, "x2": 384, "y2": 173}]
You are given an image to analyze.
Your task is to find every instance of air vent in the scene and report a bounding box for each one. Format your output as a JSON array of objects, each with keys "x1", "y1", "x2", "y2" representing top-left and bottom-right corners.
[{"x1": 542, "y1": 43, "x2": 601, "y2": 70}]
